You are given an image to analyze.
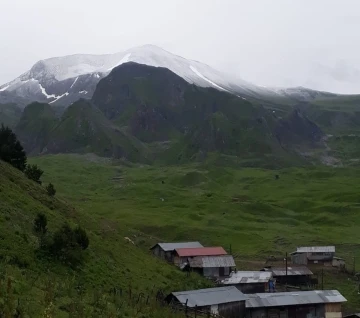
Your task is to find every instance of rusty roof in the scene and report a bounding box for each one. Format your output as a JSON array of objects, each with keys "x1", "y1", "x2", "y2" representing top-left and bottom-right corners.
[
  {"x1": 263, "y1": 266, "x2": 313, "y2": 276},
  {"x1": 151, "y1": 242, "x2": 203, "y2": 252},
  {"x1": 221, "y1": 271, "x2": 273, "y2": 285},
  {"x1": 170, "y1": 286, "x2": 247, "y2": 307},
  {"x1": 188, "y1": 255, "x2": 236, "y2": 268},
  {"x1": 175, "y1": 247, "x2": 227, "y2": 257},
  {"x1": 246, "y1": 290, "x2": 346, "y2": 308}
]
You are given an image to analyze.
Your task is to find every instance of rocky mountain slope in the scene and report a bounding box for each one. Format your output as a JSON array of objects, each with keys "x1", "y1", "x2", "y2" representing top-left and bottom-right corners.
[
  {"x1": 12, "y1": 62, "x2": 325, "y2": 167},
  {"x1": 0, "y1": 45, "x2": 281, "y2": 107}
]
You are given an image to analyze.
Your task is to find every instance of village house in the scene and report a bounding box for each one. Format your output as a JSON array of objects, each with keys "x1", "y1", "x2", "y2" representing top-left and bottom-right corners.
[
  {"x1": 219, "y1": 271, "x2": 273, "y2": 293},
  {"x1": 245, "y1": 290, "x2": 347, "y2": 318},
  {"x1": 290, "y1": 246, "x2": 338, "y2": 266},
  {"x1": 166, "y1": 286, "x2": 247, "y2": 318},
  {"x1": 173, "y1": 246, "x2": 227, "y2": 266},
  {"x1": 261, "y1": 266, "x2": 314, "y2": 287},
  {"x1": 187, "y1": 255, "x2": 236, "y2": 277},
  {"x1": 150, "y1": 242, "x2": 203, "y2": 262}
]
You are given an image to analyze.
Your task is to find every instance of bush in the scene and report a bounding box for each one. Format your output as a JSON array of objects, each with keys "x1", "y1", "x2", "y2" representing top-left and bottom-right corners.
[
  {"x1": 48, "y1": 223, "x2": 90, "y2": 266},
  {"x1": 34, "y1": 213, "x2": 47, "y2": 235},
  {"x1": 0, "y1": 124, "x2": 27, "y2": 171},
  {"x1": 46, "y1": 183, "x2": 56, "y2": 197},
  {"x1": 24, "y1": 164, "x2": 44, "y2": 184},
  {"x1": 74, "y1": 226, "x2": 89, "y2": 250}
]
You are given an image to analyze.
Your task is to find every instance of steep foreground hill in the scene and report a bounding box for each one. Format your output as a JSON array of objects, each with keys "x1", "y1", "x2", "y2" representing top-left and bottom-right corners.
[
  {"x1": 0, "y1": 159, "x2": 210, "y2": 317},
  {"x1": 11, "y1": 63, "x2": 328, "y2": 167}
]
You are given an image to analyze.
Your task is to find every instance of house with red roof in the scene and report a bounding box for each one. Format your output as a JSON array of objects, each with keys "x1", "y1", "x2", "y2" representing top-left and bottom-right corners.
[{"x1": 174, "y1": 247, "x2": 235, "y2": 278}]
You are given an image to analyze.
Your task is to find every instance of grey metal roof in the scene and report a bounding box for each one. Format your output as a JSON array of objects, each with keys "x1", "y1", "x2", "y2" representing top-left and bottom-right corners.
[
  {"x1": 296, "y1": 246, "x2": 335, "y2": 253},
  {"x1": 221, "y1": 271, "x2": 273, "y2": 285},
  {"x1": 246, "y1": 290, "x2": 347, "y2": 308},
  {"x1": 189, "y1": 255, "x2": 236, "y2": 268},
  {"x1": 151, "y1": 242, "x2": 203, "y2": 252},
  {"x1": 171, "y1": 286, "x2": 247, "y2": 307},
  {"x1": 263, "y1": 266, "x2": 313, "y2": 276}
]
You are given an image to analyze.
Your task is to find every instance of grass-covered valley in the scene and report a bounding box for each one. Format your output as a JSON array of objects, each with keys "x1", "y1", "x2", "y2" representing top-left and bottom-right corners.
[
  {"x1": 1, "y1": 62, "x2": 360, "y2": 317},
  {"x1": 29, "y1": 154, "x2": 360, "y2": 313}
]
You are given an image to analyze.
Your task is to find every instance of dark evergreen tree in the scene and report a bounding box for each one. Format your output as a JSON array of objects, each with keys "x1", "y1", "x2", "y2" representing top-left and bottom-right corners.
[
  {"x1": 34, "y1": 213, "x2": 47, "y2": 235},
  {"x1": 74, "y1": 226, "x2": 90, "y2": 250},
  {"x1": 0, "y1": 124, "x2": 27, "y2": 171},
  {"x1": 46, "y1": 183, "x2": 56, "y2": 197},
  {"x1": 24, "y1": 164, "x2": 44, "y2": 184}
]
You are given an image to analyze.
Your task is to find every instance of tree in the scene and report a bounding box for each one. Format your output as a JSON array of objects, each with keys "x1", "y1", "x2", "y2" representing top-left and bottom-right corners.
[
  {"x1": 74, "y1": 226, "x2": 89, "y2": 250},
  {"x1": 0, "y1": 124, "x2": 27, "y2": 171},
  {"x1": 34, "y1": 213, "x2": 47, "y2": 235},
  {"x1": 46, "y1": 183, "x2": 56, "y2": 197},
  {"x1": 49, "y1": 223, "x2": 90, "y2": 266},
  {"x1": 24, "y1": 164, "x2": 44, "y2": 184}
]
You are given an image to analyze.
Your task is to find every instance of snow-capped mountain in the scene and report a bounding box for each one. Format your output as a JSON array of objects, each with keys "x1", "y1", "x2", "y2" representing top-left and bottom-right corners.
[{"x1": 0, "y1": 45, "x2": 271, "y2": 107}]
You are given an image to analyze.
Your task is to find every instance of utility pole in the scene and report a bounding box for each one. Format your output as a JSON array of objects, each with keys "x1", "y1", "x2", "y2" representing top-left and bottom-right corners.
[
  {"x1": 321, "y1": 269, "x2": 324, "y2": 290},
  {"x1": 285, "y1": 252, "x2": 288, "y2": 286}
]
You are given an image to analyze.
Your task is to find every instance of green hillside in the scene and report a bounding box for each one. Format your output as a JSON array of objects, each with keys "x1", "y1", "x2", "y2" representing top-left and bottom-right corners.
[
  {"x1": 15, "y1": 102, "x2": 58, "y2": 154},
  {"x1": 0, "y1": 159, "x2": 211, "y2": 317},
  {"x1": 31, "y1": 154, "x2": 360, "y2": 313},
  {"x1": 0, "y1": 103, "x2": 22, "y2": 128}
]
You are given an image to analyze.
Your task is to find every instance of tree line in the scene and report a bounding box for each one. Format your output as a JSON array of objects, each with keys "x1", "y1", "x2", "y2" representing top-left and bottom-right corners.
[{"x1": 0, "y1": 124, "x2": 55, "y2": 196}]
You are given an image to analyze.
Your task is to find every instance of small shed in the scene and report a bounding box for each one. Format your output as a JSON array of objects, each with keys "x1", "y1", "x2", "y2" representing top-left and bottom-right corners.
[
  {"x1": 166, "y1": 286, "x2": 247, "y2": 318},
  {"x1": 332, "y1": 257, "x2": 346, "y2": 269},
  {"x1": 188, "y1": 255, "x2": 236, "y2": 277},
  {"x1": 220, "y1": 271, "x2": 273, "y2": 293},
  {"x1": 174, "y1": 246, "x2": 227, "y2": 266},
  {"x1": 246, "y1": 290, "x2": 347, "y2": 318},
  {"x1": 291, "y1": 246, "x2": 336, "y2": 265},
  {"x1": 261, "y1": 266, "x2": 313, "y2": 286},
  {"x1": 150, "y1": 242, "x2": 203, "y2": 262}
]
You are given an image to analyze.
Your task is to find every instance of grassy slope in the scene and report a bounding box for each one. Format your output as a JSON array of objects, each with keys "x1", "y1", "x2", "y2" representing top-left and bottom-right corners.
[
  {"x1": 31, "y1": 154, "x2": 360, "y2": 312},
  {"x1": 0, "y1": 159, "x2": 210, "y2": 317},
  {"x1": 0, "y1": 103, "x2": 22, "y2": 128}
]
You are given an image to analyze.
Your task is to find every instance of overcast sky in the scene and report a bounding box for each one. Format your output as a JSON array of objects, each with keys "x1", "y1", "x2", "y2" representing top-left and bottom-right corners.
[{"x1": 1, "y1": 0, "x2": 360, "y2": 93}]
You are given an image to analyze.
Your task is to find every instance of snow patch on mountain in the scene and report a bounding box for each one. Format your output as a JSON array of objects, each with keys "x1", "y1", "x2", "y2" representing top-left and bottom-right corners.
[
  {"x1": 0, "y1": 85, "x2": 9, "y2": 92},
  {"x1": 190, "y1": 66, "x2": 229, "y2": 92},
  {"x1": 70, "y1": 77, "x2": 79, "y2": 89},
  {"x1": 49, "y1": 92, "x2": 69, "y2": 104},
  {"x1": 79, "y1": 90, "x2": 88, "y2": 94},
  {"x1": 38, "y1": 83, "x2": 57, "y2": 99}
]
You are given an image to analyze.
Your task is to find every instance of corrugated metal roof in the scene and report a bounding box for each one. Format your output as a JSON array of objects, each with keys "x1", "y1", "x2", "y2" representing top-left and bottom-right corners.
[
  {"x1": 176, "y1": 247, "x2": 227, "y2": 257},
  {"x1": 189, "y1": 255, "x2": 236, "y2": 268},
  {"x1": 171, "y1": 286, "x2": 247, "y2": 307},
  {"x1": 246, "y1": 290, "x2": 346, "y2": 308},
  {"x1": 263, "y1": 266, "x2": 313, "y2": 276},
  {"x1": 151, "y1": 242, "x2": 203, "y2": 252},
  {"x1": 296, "y1": 246, "x2": 335, "y2": 253},
  {"x1": 221, "y1": 271, "x2": 273, "y2": 285}
]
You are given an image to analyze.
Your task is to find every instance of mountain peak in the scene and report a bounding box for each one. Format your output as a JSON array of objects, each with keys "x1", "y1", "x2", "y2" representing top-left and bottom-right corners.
[{"x1": 0, "y1": 44, "x2": 264, "y2": 107}]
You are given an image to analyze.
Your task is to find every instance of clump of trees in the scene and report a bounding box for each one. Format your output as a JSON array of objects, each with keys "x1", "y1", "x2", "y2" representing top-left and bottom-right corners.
[
  {"x1": 34, "y1": 213, "x2": 90, "y2": 266},
  {"x1": 0, "y1": 124, "x2": 27, "y2": 171},
  {"x1": 0, "y1": 125, "x2": 56, "y2": 196}
]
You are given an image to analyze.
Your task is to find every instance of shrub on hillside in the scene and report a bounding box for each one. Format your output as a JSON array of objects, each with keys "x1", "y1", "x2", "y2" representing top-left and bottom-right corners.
[
  {"x1": 0, "y1": 124, "x2": 27, "y2": 171},
  {"x1": 46, "y1": 183, "x2": 56, "y2": 197},
  {"x1": 48, "y1": 223, "x2": 90, "y2": 266},
  {"x1": 34, "y1": 213, "x2": 47, "y2": 235},
  {"x1": 24, "y1": 164, "x2": 44, "y2": 184},
  {"x1": 74, "y1": 226, "x2": 89, "y2": 250}
]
